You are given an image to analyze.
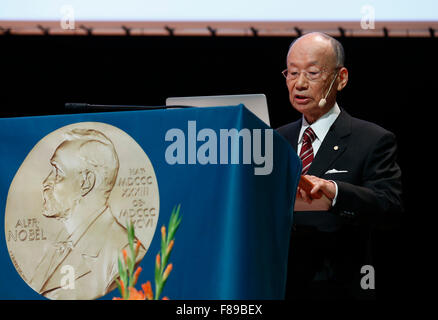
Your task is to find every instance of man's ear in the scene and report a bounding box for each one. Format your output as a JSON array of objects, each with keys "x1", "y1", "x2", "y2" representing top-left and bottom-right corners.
[
  {"x1": 80, "y1": 170, "x2": 95, "y2": 197},
  {"x1": 337, "y1": 67, "x2": 348, "y2": 91}
]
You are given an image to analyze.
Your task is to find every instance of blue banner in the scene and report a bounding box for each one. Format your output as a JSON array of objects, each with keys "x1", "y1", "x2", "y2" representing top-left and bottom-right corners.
[{"x1": 0, "y1": 105, "x2": 300, "y2": 299}]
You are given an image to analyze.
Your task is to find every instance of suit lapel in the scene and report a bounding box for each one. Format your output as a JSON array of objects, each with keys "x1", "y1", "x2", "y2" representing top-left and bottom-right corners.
[
  {"x1": 307, "y1": 110, "x2": 352, "y2": 177},
  {"x1": 282, "y1": 118, "x2": 302, "y2": 152},
  {"x1": 39, "y1": 208, "x2": 112, "y2": 293}
]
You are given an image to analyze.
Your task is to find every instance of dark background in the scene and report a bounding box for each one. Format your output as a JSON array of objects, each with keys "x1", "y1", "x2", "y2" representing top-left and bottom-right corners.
[{"x1": 1, "y1": 34, "x2": 434, "y2": 300}]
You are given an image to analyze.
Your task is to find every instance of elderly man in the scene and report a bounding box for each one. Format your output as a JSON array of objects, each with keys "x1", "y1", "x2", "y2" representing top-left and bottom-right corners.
[
  {"x1": 30, "y1": 129, "x2": 145, "y2": 300},
  {"x1": 277, "y1": 32, "x2": 403, "y2": 299}
]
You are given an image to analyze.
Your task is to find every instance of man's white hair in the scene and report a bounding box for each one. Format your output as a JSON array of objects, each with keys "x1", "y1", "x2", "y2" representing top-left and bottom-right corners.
[{"x1": 289, "y1": 32, "x2": 345, "y2": 67}]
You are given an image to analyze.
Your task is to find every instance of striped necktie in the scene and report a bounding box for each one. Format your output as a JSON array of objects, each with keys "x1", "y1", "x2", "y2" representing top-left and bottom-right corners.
[{"x1": 299, "y1": 126, "x2": 316, "y2": 175}]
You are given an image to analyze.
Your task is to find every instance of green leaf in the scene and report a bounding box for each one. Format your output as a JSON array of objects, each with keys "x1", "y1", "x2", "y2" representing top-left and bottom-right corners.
[
  {"x1": 167, "y1": 205, "x2": 182, "y2": 242},
  {"x1": 162, "y1": 255, "x2": 169, "y2": 272},
  {"x1": 155, "y1": 280, "x2": 163, "y2": 300},
  {"x1": 117, "y1": 255, "x2": 123, "y2": 275},
  {"x1": 154, "y1": 252, "x2": 160, "y2": 284},
  {"x1": 127, "y1": 220, "x2": 135, "y2": 258},
  {"x1": 160, "y1": 228, "x2": 167, "y2": 269},
  {"x1": 117, "y1": 256, "x2": 126, "y2": 283},
  {"x1": 127, "y1": 256, "x2": 134, "y2": 287},
  {"x1": 153, "y1": 204, "x2": 182, "y2": 300}
]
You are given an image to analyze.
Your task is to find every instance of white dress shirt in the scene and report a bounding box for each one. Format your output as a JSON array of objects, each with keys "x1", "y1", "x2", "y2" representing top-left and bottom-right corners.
[{"x1": 297, "y1": 102, "x2": 341, "y2": 205}]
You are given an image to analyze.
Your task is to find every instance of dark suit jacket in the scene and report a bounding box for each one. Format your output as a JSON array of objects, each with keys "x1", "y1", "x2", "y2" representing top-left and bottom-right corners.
[{"x1": 277, "y1": 108, "x2": 403, "y2": 298}]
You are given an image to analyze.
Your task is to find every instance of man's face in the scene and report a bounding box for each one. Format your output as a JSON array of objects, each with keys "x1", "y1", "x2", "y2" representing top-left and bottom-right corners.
[
  {"x1": 285, "y1": 35, "x2": 338, "y2": 119},
  {"x1": 42, "y1": 141, "x2": 83, "y2": 219}
]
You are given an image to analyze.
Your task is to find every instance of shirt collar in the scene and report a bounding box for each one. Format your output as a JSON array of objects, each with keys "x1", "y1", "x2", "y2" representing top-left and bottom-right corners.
[{"x1": 299, "y1": 102, "x2": 341, "y2": 143}]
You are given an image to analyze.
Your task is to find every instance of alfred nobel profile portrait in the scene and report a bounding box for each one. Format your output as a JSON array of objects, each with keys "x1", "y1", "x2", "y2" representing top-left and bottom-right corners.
[{"x1": 29, "y1": 128, "x2": 145, "y2": 300}]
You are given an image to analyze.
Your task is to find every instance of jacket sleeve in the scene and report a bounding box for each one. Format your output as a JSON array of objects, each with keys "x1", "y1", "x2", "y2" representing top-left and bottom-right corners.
[{"x1": 331, "y1": 131, "x2": 403, "y2": 227}]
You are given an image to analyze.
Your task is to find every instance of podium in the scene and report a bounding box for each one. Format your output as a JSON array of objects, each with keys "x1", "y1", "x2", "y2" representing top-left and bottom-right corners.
[{"x1": 0, "y1": 105, "x2": 301, "y2": 300}]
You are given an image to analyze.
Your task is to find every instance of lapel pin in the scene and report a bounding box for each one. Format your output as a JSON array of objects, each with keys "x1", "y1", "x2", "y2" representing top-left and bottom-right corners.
[{"x1": 334, "y1": 145, "x2": 339, "y2": 151}]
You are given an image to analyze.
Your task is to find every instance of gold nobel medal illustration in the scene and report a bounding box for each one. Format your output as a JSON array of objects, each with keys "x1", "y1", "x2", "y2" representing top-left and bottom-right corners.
[{"x1": 4, "y1": 122, "x2": 160, "y2": 300}]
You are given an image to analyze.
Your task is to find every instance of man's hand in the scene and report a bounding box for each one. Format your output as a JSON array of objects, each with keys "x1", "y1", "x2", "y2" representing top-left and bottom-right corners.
[{"x1": 296, "y1": 175, "x2": 337, "y2": 204}]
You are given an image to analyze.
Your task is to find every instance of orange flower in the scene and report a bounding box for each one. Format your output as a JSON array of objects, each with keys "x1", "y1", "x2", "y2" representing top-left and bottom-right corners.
[
  {"x1": 120, "y1": 279, "x2": 126, "y2": 298},
  {"x1": 162, "y1": 296, "x2": 169, "y2": 300},
  {"x1": 166, "y1": 240, "x2": 174, "y2": 256},
  {"x1": 142, "y1": 281, "x2": 154, "y2": 300},
  {"x1": 163, "y1": 263, "x2": 173, "y2": 281},
  {"x1": 161, "y1": 226, "x2": 166, "y2": 241},
  {"x1": 133, "y1": 267, "x2": 142, "y2": 286},
  {"x1": 135, "y1": 240, "x2": 142, "y2": 258},
  {"x1": 122, "y1": 249, "x2": 128, "y2": 266},
  {"x1": 127, "y1": 287, "x2": 146, "y2": 300},
  {"x1": 156, "y1": 253, "x2": 161, "y2": 269}
]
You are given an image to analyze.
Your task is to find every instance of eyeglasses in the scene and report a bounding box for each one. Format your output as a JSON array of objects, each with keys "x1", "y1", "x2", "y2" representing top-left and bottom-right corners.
[{"x1": 282, "y1": 68, "x2": 338, "y2": 81}]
